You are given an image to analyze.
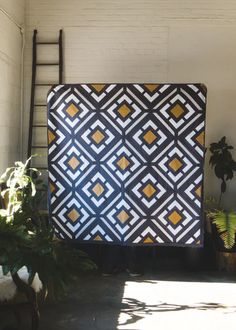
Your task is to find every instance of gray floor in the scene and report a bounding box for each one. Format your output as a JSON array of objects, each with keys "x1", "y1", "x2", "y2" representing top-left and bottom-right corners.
[
  {"x1": 39, "y1": 270, "x2": 236, "y2": 330},
  {"x1": 1, "y1": 270, "x2": 236, "y2": 330}
]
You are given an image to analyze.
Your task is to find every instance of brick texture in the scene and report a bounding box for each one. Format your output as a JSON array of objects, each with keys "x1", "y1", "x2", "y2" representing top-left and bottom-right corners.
[
  {"x1": 0, "y1": 0, "x2": 24, "y2": 173},
  {"x1": 23, "y1": 0, "x2": 236, "y2": 205}
]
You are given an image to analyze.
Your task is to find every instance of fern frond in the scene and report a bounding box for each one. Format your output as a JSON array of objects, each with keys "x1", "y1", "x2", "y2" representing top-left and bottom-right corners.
[{"x1": 211, "y1": 211, "x2": 236, "y2": 249}]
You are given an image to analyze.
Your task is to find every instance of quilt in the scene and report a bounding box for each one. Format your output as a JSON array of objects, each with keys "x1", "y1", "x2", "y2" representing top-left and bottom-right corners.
[{"x1": 47, "y1": 83, "x2": 206, "y2": 246}]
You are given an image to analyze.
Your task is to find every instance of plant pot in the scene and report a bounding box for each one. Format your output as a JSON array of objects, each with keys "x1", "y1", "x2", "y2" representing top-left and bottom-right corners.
[{"x1": 216, "y1": 251, "x2": 236, "y2": 272}]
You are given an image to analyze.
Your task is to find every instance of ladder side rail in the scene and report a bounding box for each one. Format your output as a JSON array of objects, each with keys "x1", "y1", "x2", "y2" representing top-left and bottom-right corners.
[
  {"x1": 59, "y1": 29, "x2": 63, "y2": 84},
  {"x1": 27, "y1": 29, "x2": 38, "y2": 160}
]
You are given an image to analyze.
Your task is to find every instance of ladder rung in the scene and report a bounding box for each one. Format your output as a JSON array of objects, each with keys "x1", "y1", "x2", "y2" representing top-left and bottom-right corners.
[
  {"x1": 37, "y1": 42, "x2": 59, "y2": 45},
  {"x1": 35, "y1": 83, "x2": 55, "y2": 86},
  {"x1": 34, "y1": 104, "x2": 47, "y2": 107},
  {"x1": 33, "y1": 125, "x2": 47, "y2": 128},
  {"x1": 36, "y1": 63, "x2": 59, "y2": 66},
  {"x1": 32, "y1": 146, "x2": 47, "y2": 149}
]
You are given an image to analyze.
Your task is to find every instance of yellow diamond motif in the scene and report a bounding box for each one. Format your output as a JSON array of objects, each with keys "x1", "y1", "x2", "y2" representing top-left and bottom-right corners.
[
  {"x1": 68, "y1": 156, "x2": 80, "y2": 170},
  {"x1": 145, "y1": 84, "x2": 159, "y2": 92},
  {"x1": 117, "y1": 210, "x2": 129, "y2": 224},
  {"x1": 117, "y1": 156, "x2": 130, "y2": 170},
  {"x1": 195, "y1": 131, "x2": 204, "y2": 146},
  {"x1": 170, "y1": 104, "x2": 185, "y2": 119},
  {"x1": 143, "y1": 130, "x2": 157, "y2": 144},
  {"x1": 67, "y1": 209, "x2": 80, "y2": 222},
  {"x1": 118, "y1": 104, "x2": 131, "y2": 118},
  {"x1": 92, "y1": 183, "x2": 104, "y2": 197},
  {"x1": 195, "y1": 186, "x2": 202, "y2": 197},
  {"x1": 94, "y1": 235, "x2": 103, "y2": 241},
  {"x1": 168, "y1": 211, "x2": 182, "y2": 225},
  {"x1": 169, "y1": 158, "x2": 183, "y2": 172},
  {"x1": 49, "y1": 183, "x2": 56, "y2": 193},
  {"x1": 91, "y1": 130, "x2": 105, "y2": 144},
  {"x1": 48, "y1": 130, "x2": 56, "y2": 144},
  {"x1": 144, "y1": 236, "x2": 154, "y2": 243},
  {"x1": 91, "y1": 84, "x2": 106, "y2": 93},
  {"x1": 66, "y1": 104, "x2": 79, "y2": 118},
  {"x1": 142, "y1": 183, "x2": 156, "y2": 198}
]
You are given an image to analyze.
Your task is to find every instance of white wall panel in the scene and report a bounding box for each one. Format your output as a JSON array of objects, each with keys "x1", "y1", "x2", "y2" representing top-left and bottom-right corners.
[
  {"x1": 0, "y1": 0, "x2": 24, "y2": 173},
  {"x1": 24, "y1": 0, "x2": 236, "y2": 205}
]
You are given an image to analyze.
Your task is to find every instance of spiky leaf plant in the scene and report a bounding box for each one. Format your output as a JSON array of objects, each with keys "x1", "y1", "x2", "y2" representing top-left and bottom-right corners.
[{"x1": 210, "y1": 210, "x2": 236, "y2": 249}]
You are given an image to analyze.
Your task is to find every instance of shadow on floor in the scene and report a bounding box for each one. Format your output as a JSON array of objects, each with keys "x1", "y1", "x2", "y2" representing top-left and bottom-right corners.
[
  {"x1": 119, "y1": 297, "x2": 236, "y2": 327},
  {"x1": 0, "y1": 234, "x2": 233, "y2": 330},
  {"x1": 39, "y1": 273, "x2": 126, "y2": 330},
  {"x1": 38, "y1": 269, "x2": 236, "y2": 330},
  {"x1": 1, "y1": 268, "x2": 236, "y2": 330}
]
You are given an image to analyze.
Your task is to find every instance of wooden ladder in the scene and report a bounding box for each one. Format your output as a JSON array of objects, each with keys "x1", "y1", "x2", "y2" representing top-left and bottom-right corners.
[{"x1": 27, "y1": 29, "x2": 63, "y2": 170}]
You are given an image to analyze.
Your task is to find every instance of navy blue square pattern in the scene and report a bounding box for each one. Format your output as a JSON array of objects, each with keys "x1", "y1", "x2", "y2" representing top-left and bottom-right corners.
[{"x1": 47, "y1": 83, "x2": 206, "y2": 246}]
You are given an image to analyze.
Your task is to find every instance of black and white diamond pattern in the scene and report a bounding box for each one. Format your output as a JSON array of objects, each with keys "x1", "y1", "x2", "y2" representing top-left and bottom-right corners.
[{"x1": 47, "y1": 83, "x2": 206, "y2": 246}]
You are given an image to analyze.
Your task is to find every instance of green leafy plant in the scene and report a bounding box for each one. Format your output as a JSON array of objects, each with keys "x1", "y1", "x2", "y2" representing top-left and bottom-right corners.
[
  {"x1": 208, "y1": 137, "x2": 236, "y2": 250},
  {"x1": 209, "y1": 210, "x2": 236, "y2": 249},
  {"x1": 209, "y1": 136, "x2": 236, "y2": 205},
  {"x1": 0, "y1": 158, "x2": 37, "y2": 221},
  {"x1": 0, "y1": 159, "x2": 96, "y2": 299}
]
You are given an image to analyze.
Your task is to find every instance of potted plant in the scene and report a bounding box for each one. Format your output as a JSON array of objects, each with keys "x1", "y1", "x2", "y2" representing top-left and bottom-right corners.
[
  {"x1": 207, "y1": 137, "x2": 236, "y2": 269},
  {"x1": 0, "y1": 158, "x2": 96, "y2": 303}
]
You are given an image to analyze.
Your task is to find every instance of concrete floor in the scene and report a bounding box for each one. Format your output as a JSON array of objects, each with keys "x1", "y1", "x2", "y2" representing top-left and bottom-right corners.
[
  {"x1": 1, "y1": 270, "x2": 236, "y2": 330},
  {"x1": 37, "y1": 270, "x2": 236, "y2": 330}
]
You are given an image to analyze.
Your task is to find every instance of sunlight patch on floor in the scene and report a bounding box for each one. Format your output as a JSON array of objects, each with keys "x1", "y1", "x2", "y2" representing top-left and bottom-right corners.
[{"x1": 118, "y1": 280, "x2": 236, "y2": 330}]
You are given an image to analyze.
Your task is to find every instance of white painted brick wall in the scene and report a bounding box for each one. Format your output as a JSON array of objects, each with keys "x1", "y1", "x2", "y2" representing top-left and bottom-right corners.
[
  {"x1": 0, "y1": 0, "x2": 24, "y2": 173},
  {"x1": 24, "y1": 0, "x2": 236, "y2": 205},
  {"x1": 1, "y1": 0, "x2": 25, "y2": 25}
]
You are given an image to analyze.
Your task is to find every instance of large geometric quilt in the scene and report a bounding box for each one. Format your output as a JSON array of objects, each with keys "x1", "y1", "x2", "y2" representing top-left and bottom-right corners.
[{"x1": 47, "y1": 84, "x2": 207, "y2": 247}]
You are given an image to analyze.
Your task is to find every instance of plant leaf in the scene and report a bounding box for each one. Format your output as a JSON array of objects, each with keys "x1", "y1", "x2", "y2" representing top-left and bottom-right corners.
[{"x1": 211, "y1": 211, "x2": 236, "y2": 249}]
